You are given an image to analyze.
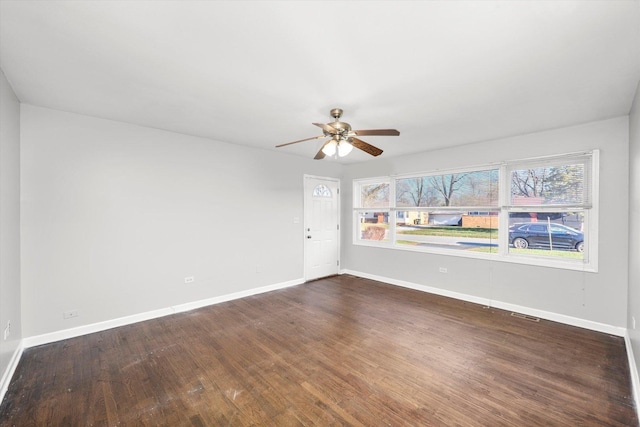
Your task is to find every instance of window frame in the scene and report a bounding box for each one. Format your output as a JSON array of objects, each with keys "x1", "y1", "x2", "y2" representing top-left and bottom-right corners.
[
  {"x1": 353, "y1": 177, "x2": 392, "y2": 247},
  {"x1": 352, "y1": 151, "x2": 599, "y2": 272}
]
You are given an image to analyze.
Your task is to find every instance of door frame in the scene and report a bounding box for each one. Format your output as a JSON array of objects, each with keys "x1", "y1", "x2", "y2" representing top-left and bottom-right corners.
[{"x1": 303, "y1": 174, "x2": 341, "y2": 281}]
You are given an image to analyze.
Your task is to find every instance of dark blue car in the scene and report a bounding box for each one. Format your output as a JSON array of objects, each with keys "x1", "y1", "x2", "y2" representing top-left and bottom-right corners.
[{"x1": 509, "y1": 222, "x2": 584, "y2": 252}]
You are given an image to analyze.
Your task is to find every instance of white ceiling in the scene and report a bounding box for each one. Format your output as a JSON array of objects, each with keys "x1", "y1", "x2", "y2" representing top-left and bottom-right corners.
[{"x1": 1, "y1": 1, "x2": 639, "y2": 163}]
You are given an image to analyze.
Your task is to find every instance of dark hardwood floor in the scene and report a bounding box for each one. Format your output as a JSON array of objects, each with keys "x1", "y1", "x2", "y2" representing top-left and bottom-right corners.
[{"x1": 1, "y1": 275, "x2": 637, "y2": 426}]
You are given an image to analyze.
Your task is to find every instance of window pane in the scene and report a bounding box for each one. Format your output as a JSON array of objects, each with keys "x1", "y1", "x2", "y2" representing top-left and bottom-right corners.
[
  {"x1": 312, "y1": 184, "x2": 332, "y2": 198},
  {"x1": 510, "y1": 163, "x2": 587, "y2": 206},
  {"x1": 357, "y1": 211, "x2": 389, "y2": 242},
  {"x1": 508, "y1": 212, "x2": 584, "y2": 259},
  {"x1": 360, "y1": 183, "x2": 389, "y2": 208},
  {"x1": 396, "y1": 211, "x2": 498, "y2": 253},
  {"x1": 396, "y1": 170, "x2": 498, "y2": 207}
]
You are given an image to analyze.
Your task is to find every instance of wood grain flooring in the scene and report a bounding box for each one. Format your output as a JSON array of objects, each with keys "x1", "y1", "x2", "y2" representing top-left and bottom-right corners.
[{"x1": 1, "y1": 275, "x2": 637, "y2": 426}]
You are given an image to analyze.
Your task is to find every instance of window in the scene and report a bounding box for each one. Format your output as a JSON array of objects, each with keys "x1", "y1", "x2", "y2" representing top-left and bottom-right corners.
[
  {"x1": 313, "y1": 184, "x2": 332, "y2": 198},
  {"x1": 353, "y1": 151, "x2": 598, "y2": 271},
  {"x1": 396, "y1": 169, "x2": 499, "y2": 208},
  {"x1": 359, "y1": 181, "x2": 389, "y2": 207},
  {"x1": 394, "y1": 169, "x2": 499, "y2": 253},
  {"x1": 358, "y1": 211, "x2": 390, "y2": 242},
  {"x1": 506, "y1": 154, "x2": 593, "y2": 264},
  {"x1": 354, "y1": 178, "x2": 390, "y2": 244}
]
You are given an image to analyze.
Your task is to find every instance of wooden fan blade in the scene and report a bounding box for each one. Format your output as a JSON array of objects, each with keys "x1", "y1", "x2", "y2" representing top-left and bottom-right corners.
[
  {"x1": 276, "y1": 135, "x2": 324, "y2": 148},
  {"x1": 351, "y1": 137, "x2": 383, "y2": 157},
  {"x1": 353, "y1": 129, "x2": 400, "y2": 136},
  {"x1": 313, "y1": 122, "x2": 338, "y2": 134}
]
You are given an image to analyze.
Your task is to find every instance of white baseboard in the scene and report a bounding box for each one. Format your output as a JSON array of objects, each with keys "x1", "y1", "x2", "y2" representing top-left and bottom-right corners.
[
  {"x1": 490, "y1": 299, "x2": 626, "y2": 337},
  {"x1": 22, "y1": 278, "x2": 305, "y2": 349},
  {"x1": 341, "y1": 269, "x2": 492, "y2": 306},
  {"x1": 0, "y1": 340, "x2": 24, "y2": 406},
  {"x1": 171, "y1": 278, "x2": 304, "y2": 314},
  {"x1": 341, "y1": 269, "x2": 626, "y2": 337},
  {"x1": 624, "y1": 330, "x2": 640, "y2": 414}
]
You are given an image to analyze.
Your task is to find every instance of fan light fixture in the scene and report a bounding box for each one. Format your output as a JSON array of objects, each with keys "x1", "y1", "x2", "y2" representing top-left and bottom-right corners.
[
  {"x1": 322, "y1": 137, "x2": 353, "y2": 158},
  {"x1": 322, "y1": 138, "x2": 338, "y2": 156},
  {"x1": 338, "y1": 139, "x2": 353, "y2": 157}
]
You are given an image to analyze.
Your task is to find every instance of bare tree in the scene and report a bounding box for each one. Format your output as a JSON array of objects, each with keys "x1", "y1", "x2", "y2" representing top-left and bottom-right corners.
[
  {"x1": 511, "y1": 168, "x2": 549, "y2": 198},
  {"x1": 428, "y1": 173, "x2": 468, "y2": 206},
  {"x1": 361, "y1": 183, "x2": 389, "y2": 207},
  {"x1": 396, "y1": 177, "x2": 436, "y2": 207},
  {"x1": 459, "y1": 171, "x2": 498, "y2": 206},
  {"x1": 511, "y1": 165, "x2": 583, "y2": 203}
]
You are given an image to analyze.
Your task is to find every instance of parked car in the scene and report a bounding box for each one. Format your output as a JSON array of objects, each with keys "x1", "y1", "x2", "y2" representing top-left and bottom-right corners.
[{"x1": 509, "y1": 222, "x2": 584, "y2": 252}]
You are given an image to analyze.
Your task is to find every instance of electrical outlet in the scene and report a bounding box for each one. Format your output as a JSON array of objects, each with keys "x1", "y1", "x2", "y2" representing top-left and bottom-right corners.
[
  {"x1": 63, "y1": 310, "x2": 79, "y2": 320},
  {"x1": 184, "y1": 276, "x2": 194, "y2": 284},
  {"x1": 633, "y1": 316, "x2": 637, "y2": 330},
  {"x1": 439, "y1": 267, "x2": 448, "y2": 273}
]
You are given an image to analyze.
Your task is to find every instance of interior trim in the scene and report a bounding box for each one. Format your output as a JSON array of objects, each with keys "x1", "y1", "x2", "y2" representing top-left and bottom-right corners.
[
  {"x1": 625, "y1": 330, "x2": 640, "y2": 414},
  {"x1": 0, "y1": 341, "x2": 24, "y2": 406},
  {"x1": 22, "y1": 278, "x2": 305, "y2": 349},
  {"x1": 341, "y1": 269, "x2": 625, "y2": 337}
]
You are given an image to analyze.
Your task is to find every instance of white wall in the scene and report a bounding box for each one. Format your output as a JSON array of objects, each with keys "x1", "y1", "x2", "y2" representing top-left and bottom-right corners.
[
  {"x1": 13, "y1": 102, "x2": 636, "y2": 349},
  {"x1": 629, "y1": 80, "x2": 640, "y2": 398},
  {"x1": 0, "y1": 70, "x2": 22, "y2": 389},
  {"x1": 342, "y1": 117, "x2": 629, "y2": 329},
  {"x1": 20, "y1": 105, "x2": 342, "y2": 338}
]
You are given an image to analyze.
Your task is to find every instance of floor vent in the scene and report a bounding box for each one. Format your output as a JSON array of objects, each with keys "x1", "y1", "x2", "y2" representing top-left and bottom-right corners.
[{"x1": 510, "y1": 312, "x2": 540, "y2": 322}]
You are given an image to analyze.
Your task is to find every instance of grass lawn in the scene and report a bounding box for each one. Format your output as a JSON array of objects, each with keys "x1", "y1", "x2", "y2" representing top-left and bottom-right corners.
[
  {"x1": 467, "y1": 246, "x2": 499, "y2": 253},
  {"x1": 508, "y1": 247, "x2": 583, "y2": 259},
  {"x1": 370, "y1": 226, "x2": 582, "y2": 259},
  {"x1": 396, "y1": 240, "x2": 420, "y2": 246},
  {"x1": 397, "y1": 226, "x2": 498, "y2": 239},
  {"x1": 396, "y1": 240, "x2": 581, "y2": 258},
  {"x1": 466, "y1": 246, "x2": 581, "y2": 258}
]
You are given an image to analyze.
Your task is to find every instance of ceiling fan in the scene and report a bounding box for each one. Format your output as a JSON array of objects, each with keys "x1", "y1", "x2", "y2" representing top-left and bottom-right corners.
[{"x1": 276, "y1": 108, "x2": 400, "y2": 159}]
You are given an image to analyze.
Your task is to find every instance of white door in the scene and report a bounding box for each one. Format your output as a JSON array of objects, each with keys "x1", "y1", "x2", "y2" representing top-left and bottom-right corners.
[{"x1": 304, "y1": 176, "x2": 340, "y2": 281}]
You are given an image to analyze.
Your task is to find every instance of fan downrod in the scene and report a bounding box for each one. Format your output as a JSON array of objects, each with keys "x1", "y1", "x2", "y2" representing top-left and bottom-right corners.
[{"x1": 330, "y1": 108, "x2": 343, "y2": 120}]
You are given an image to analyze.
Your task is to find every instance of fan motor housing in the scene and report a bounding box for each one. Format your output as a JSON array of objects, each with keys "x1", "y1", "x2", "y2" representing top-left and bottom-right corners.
[
  {"x1": 326, "y1": 108, "x2": 351, "y2": 137},
  {"x1": 324, "y1": 121, "x2": 352, "y2": 137}
]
